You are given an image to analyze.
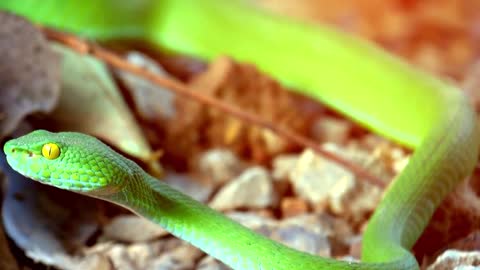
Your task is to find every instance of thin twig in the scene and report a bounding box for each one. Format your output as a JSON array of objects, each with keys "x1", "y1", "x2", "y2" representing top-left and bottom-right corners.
[{"x1": 40, "y1": 27, "x2": 386, "y2": 187}]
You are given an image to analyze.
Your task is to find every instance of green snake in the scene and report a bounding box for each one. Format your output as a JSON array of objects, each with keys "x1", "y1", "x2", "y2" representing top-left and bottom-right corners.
[{"x1": 2, "y1": 0, "x2": 480, "y2": 269}]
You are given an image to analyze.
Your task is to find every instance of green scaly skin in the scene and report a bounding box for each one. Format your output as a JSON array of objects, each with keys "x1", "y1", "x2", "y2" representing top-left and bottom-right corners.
[{"x1": 2, "y1": 0, "x2": 480, "y2": 269}]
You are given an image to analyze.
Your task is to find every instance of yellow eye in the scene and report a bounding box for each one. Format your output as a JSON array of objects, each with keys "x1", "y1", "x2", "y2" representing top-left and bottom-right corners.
[{"x1": 42, "y1": 143, "x2": 60, "y2": 160}]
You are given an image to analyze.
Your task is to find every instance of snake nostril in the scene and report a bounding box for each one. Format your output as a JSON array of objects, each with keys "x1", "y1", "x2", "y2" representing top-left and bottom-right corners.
[
  {"x1": 11, "y1": 149, "x2": 15, "y2": 153},
  {"x1": 28, "y1": 152, "x2": 33, "y2": 157}
]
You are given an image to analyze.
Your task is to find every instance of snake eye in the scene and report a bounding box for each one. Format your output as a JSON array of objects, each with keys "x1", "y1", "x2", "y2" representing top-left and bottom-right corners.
[{"x1": 42, "y1": 143, "x2": 60, "y2": 160}]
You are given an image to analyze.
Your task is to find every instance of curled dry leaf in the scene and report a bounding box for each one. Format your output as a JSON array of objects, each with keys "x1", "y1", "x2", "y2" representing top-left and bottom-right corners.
[
  {"x1": 0, "y1": 11, "x2": 60, "y2": 140},
  {"x1": 48, "y1": 44, "x2": 162, "y2": 176}
]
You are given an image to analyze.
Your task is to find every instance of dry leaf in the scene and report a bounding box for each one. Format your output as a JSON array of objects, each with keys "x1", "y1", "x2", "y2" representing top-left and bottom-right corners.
[{"x1": 48, "y1": 44, "x2": 162, "y2": 176}]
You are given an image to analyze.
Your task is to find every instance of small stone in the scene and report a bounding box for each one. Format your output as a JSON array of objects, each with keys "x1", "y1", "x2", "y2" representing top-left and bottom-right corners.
[
  {"x1": 165, "y1": 173, "x2": 214, "y2": 203},
  {"x1": 289, "y1": 149, "x2": 355, "y2": 211},
  {"x1": 311, "y1": 116, "x2": 352, "y2": 144},
  {"x1": 347, "y1": 235, "x2": 363, "y2": 259},
  {"x1": 427, "y1": 250, "x2": 480, "y2": 270},
  {"x1": 209, "y1": 167, "x2": 277, "y2": 210},
  {"x1": 227, "y1": 212, "x2": 352, "y2": 257},
  {"x1": 261, "y1": 128, "x2": 289, "y2": 154},
  {"x1": 271, "y1": 154, "x2": 297, "y2": 197},
  {"x1": 281, "y1": 197, "x2": 309, "y2": 218},
  {"x1": 336, "y1": 181, "x2": 382, "y2": 223},
  {"x1": 107, "y1": 243, "x2": 148, "y2": 270},
  {"x1": 328, "y1": 179, "x2": 356, "y2": 214},
  {"x1": 149, "y1": 242, "x2": 203, "y2": 270},
  {"x1": 198, "y1": 149, "x2": 242, "y2": 186},
  {"x1": 102, "y1": 215, "x2": 168, "y2": 242},
  {"x1": 84, "y1": 238, "x2": 203, "y2": 270},
  {"x1": 227, "y1": 212, "x2": 277, "y2": 231},
  {"x1": 274, "y1": 217, "x2": 332, "y2": 257},
  {"x1": 290, "y1": 147, "x2": 383, "y2": 223},
  {"x1": 197, "y1": 256, "x2": 231, "y2": 270},
  {"x1": 364, "y1": 135, "x2": 409, "y2": 177},
  {"x1": 74, "y1": 254, "x2": 110, "y2": 270},
  {"x1": 391, "y1": 151, "x2": 410, "y2": 174},
  {"x1": 272, "y1": 154, "x2": 299, "y2": 181}
]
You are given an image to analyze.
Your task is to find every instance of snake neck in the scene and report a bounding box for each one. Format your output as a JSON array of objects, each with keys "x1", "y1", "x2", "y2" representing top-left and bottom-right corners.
[
  {"x1": 91, "y1": 92, "x2": 478, "y2": 270},
  {"x1": 98, "y1": 169, "x2": 417, "y2": 270}
]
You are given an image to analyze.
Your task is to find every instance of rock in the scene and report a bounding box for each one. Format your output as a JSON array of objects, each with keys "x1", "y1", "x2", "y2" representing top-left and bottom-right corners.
[
  {"x1": 99, "y1": 242, "x2": 152, "y2": 270},
  {"x1": 322, "y1": 135, "x2": 404, "y2": 182},
  {"x1": 347, "y1": 235, "x2": 363, "y2": 260},
  {"x1": 73, "y1": 254, "x2": 110, "y2": 270},
  {"x1": 165, "y1": 173, "x2": 214, "y2": 203},
  {"x1": 228, "y1": 212, "x2": 353, "y2": 257},
  {"x1": 427, "y1": 250, "x2": 480, "y2": 270},
  {"x1": 391, "y1": 148, "x2": 410, "y2": 174},
  {"x1": 322, "y1": 142, "x2": 369, "y2": 165},
  {"x1": 260, "y1": 128, "x2": 289, "y2": 155},
  {"x1": 311, "y1": 116, "x2": 352, "y2": 145},
  {"x1": 335, "y1": 181, "x2": 382, "y2": 224},
  {"x1": 101, "y1": 215, "x2": 168, "y2": 242},
  {"x1": 289, "y1": 148, "x2": 382, "y2": 223},
  {"x1": 210, "y1": 167, "x2": 277, "y2": 210},
  {"x1": 273, "y1": 218, "x2": 332, "y2": 257},
  {"x1": 363, "y1": 135, "x2": 409, "y2": 176},
  {"x1": 149, "y1": 242, "x2": 203, "y2": 270},
  {"x1": 84, "y1": 238, "x2": 203, "y2": 270},
  {"x1": 198, "y1": 149, "x2": 243, "y2": 186},
  {"x1": 323, "y1": 142, "x2": 388, "y2": 223},
  {"x1": 228, "y1": 212, "x2": 277, "y2": 230},
  {"x1": 271, "y1": 154, "x2": 298, "y2": 197},
  {"x1": 197, "y1": 256, "x2": 231, "y2": 270},
  {"x1": 281, "y1": 197, "x2": 309, "y2": 218},
  {"x1": 289, "y1": 149, "x2": 355, "y2": 211},
  {"x1": 279, "y1": 214, "x2": 353, "y2": 257},
  {"x1": 271, "y1": 154, "x2": 299, "y2": 181}
]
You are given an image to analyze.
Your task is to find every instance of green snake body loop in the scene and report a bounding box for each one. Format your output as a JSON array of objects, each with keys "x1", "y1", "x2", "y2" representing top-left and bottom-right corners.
[
  {"x1": 3, "y1": 130, "x2": 419, "y2": 270},
  {"x1": 2, "y1": 1, "x2": 480, "y2": 269}
]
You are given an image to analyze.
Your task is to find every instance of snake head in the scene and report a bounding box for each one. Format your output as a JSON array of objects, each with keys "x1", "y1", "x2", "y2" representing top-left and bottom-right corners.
[{"x1": 4, "y1": 130, "x2": 130, "y2": 195}]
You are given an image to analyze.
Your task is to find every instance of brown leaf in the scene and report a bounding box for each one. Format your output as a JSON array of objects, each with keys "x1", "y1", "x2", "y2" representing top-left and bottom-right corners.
[{"x1": 48, "y1": 44, "x2": 163, "y2": 176}]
